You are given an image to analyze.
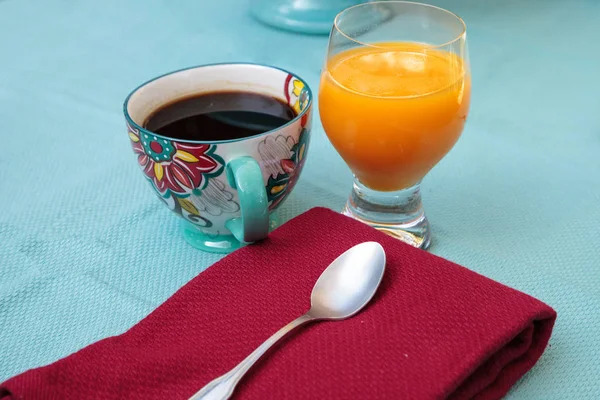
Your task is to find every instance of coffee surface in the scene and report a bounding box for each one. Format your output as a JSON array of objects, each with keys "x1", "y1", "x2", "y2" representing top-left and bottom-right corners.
[{"x1": 144, "y1": 91, "x2": 296, "y2": 141}]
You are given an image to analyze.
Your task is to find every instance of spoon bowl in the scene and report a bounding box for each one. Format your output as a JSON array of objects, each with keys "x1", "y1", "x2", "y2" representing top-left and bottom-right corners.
[{"x1": 309, "y1": 241, "x2": 386, "y2": 319}]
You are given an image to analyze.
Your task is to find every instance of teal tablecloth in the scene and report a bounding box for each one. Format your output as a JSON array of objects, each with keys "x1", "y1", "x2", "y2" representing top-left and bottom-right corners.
[{"x1": 1, "y1": 0, "x2": 599, "y2": 398}]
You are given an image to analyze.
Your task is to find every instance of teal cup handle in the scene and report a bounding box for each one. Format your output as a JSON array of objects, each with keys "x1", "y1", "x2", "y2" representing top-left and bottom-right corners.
[{"x1": 225, "y1": 157, "x2": 269, "y2": 243}]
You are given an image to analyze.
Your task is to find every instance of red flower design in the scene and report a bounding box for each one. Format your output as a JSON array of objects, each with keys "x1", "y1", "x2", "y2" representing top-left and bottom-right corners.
[
  {"x1": 128, "y1": 125, "x2": 220, "y2": 195},
  {"x1": 301, "y1": 111, "x2": 309, "y2": 128},
  {"x1": 280, "y1": 159, "x2": 295, "y2": 175}
]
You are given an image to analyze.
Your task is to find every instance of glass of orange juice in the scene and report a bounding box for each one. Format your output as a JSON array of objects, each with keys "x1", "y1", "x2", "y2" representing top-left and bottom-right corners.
[{"x1": 319, "y1": 1, "x2": 470, "y2": 249}]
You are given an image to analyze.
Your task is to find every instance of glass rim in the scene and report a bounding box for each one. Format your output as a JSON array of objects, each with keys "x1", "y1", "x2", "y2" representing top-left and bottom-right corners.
[{"x1": 333, "y1": 1, "x2": 467, "y2": 49}]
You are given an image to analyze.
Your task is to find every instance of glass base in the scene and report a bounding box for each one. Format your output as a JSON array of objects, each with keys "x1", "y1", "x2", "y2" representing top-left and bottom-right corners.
[
  {"x1": 251, "y1": 4, "x2": 339, "y2": 35},
  {"x1": 342, "y1": 179, "x2": 431, "y2": 249},
  {"x1": 251, "y1": 1, "x2": 393, "y2": 35},
  {"x1": 180, "y1": 213, "x2": 280, "y2": 254},
  {"x1": 250, "y1": 1, "x2": 375, "y2": 35}
]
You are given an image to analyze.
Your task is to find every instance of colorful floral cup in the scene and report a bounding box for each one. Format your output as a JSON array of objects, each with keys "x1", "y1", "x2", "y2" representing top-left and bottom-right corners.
[{"x1": 124, "y1": 64, "x2": 312, "y2": 253}]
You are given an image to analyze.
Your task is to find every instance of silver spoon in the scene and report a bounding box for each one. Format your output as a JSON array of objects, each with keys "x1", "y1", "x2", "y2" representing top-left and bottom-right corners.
[{"x1": 189, "y1": 241, "x2": 386, "y2": 400}]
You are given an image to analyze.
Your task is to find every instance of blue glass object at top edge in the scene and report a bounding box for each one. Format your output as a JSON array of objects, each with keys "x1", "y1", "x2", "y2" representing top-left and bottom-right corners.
[{"x1": 251, "y1": 0, "x2": 364, "y2": 35}]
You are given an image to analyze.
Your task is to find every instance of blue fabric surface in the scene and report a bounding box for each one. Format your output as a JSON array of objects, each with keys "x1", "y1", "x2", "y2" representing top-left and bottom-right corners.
[{"x1": 0, "y1": 0, "x2": 599, "y2": 398}]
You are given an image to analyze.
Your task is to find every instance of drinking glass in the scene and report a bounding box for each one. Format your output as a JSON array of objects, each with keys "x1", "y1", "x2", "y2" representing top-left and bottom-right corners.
[{"x1": 319, "y1": 1, "x2": 470, "y2": 249}]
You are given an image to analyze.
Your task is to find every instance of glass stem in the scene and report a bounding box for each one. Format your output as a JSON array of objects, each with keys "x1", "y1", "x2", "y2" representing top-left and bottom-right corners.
[{"x1": 343, "y1": 177, "x2": 431, "y2": 249}]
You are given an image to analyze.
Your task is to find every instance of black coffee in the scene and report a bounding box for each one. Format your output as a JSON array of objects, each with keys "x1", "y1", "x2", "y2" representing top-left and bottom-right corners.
[{"x1": 144, "y1": 91, "x2": 296, "y2": 141}]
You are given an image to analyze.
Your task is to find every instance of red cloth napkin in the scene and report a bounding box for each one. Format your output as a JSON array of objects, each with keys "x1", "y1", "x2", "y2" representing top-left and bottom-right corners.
[{"x1": 1, "y1": 207, "x2": 556, "y2": 400}]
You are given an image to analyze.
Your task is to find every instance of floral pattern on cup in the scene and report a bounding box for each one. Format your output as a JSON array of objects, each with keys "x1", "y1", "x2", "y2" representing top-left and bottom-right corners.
[
  {"x1": 285, "y1": 74, "x2": 310, "y2": 115},
  {"x1": 128, "y1": 121, "x2": 240, "y2": 231},
  {"x1": 264, "y1": 125, "x2": 310, "y2": 210},
  {"x1": 254, "y1": 75, "x2": 311, "y2": 210},
  {"x1": 160, "y1": 194, "x2": 213, "y2": 228},
  {"x1": 128, "y1": 122, "x2": 224, "y2": 196}
]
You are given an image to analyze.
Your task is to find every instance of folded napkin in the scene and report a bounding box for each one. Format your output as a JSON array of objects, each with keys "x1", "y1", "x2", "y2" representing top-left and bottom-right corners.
[{"x1": 1, "y1": 207, "x2": 556, "y2": 400}]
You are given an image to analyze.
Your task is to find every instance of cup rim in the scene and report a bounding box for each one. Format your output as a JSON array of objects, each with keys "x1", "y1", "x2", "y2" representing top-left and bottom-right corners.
[{"x1": 123, "y1": 62, "x2": 313, "y2": 145}]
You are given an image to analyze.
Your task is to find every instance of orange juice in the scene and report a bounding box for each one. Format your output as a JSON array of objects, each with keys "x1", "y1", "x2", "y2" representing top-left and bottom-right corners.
[{"x1": 319, "y1": 42, "x2": 471, "y2": 191}]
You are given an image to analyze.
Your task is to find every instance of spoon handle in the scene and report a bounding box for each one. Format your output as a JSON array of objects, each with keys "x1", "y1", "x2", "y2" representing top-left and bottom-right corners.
[{"x1": 189, "y1": 313, "x2": 314, "y2": 400}]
